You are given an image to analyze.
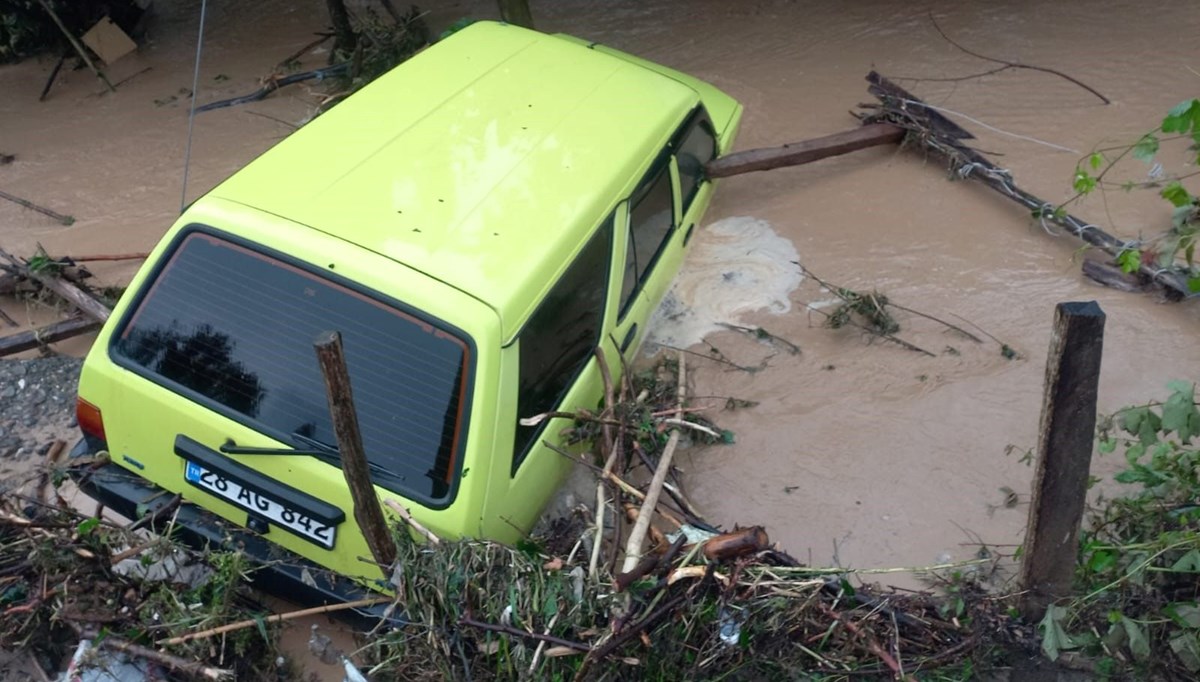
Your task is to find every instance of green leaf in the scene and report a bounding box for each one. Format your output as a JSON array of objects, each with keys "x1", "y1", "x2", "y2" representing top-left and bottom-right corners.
[
  {"x1": 1120, "y1": 406, "x2": 1160, "y2": 445},
  {"x1": 1098, "y1": 438, "x2": 1117, "y2": 454},
  {"x1": 720, "y1": 429, "x2": 736, "y2": 444},
  {"x1": 1170, "y1": 633, "x2": 1200, "y2": 673},
  {"x1": 76, "y1": 518, "x2": 100, "y2": 535},
  {"x1": 542, "y1": 580, "x2": 559, "y2": 619},
  {"x1": 1132, "y1": 134, "x2": 1160, "y2": 162},
  {"x1": 1089, "y1": 152, "x2": 1105, "y2": 170},
  {"x1": 1167, "y1": 603, "x2": 1200, "y2": 629},
  {"x1": 1116, "y1": 248, "x2": 1142, "y2": 274},
  {"x1": 1161, "y1": 381, "x2": 1200, "y2": 442},
  {"x1": 1040, "y1": 604, "x2": 1080, "y2": 661},
  {"x1": 1162, "y1": 182, "x2": 1195, "y2": 208},
  {"x1": 254, "y1": 614, "x2": 270, "y2": 644},
  {"x1": 1088, "y1": 550, "x2": 1117, "y2": 573},
  {"x1": 1073, "y1": 168, "x2": 1097, "y2": 194},
  {"x1": 1162, "y1": 99, "x2": 1200, "y2": 134},
  {"x1": 1122, "y1": 616, "x2": 1151, "y2": 661},
  {"x1": 839, "y1": 578, "x2": 856, "y2": 597},
  {"x1": 1170, "y1": 549, "x2": 1200, "y2": 572},
  {"x1": 1190, "y1": 276, "x2": 1200, "y2": 293},
  {"x1": 1174, "y1": 204, "x2": 1197, "y2": 230}
]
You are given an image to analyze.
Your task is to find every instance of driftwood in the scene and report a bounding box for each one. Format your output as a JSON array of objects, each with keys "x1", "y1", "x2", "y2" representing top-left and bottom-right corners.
[
  {"x1": 0, "y1": 248, "x2": 111, "y2": 322},
  {"x1": 0, "y1": 316, "x2": 101, "y2": 358},
  {"x1": 0, "y1": 190, "x2": 74, "y2": 225},
  {"x1": 621, "y1": 352, "x2": 685, "y2": 573},
  {"x1": 64, "y1": 252, "x2": 150, "y2": 263},
  {"x1": 703, "y1": 526, "x2": 770, "y2": 561},
  {"x1": 1081, "y1": 259, "x2": 1153, "y2": 293},
  {"x1": 197, "y1": 64, "x2": 349, "y2": 113},
  {"x1": 706, "y1": 123, "x2": 905, "y2": 179},
  {"x1": 313, "y1": 330, "x2": 396, "y2": 575},
  {"x1": 859, "y1": 71, "x2": 1195, "y2": 300}
]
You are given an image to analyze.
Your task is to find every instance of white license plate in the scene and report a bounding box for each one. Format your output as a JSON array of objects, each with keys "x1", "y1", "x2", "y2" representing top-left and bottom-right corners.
[{"x1": 184, "y1": 461, "x2": 336, "y2": 549}]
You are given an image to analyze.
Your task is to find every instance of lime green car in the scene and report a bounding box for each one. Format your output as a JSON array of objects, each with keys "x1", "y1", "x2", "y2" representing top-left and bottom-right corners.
[{"x1": 71, "y1": 21, "x2": 740, "y2": 607}]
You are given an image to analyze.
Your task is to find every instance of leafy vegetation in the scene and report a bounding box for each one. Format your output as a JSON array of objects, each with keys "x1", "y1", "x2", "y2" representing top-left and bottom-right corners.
[
  {"x1": 1037, "y1": 382, "x2": 1200, "y2": 678},
  {"x1": 1068, "y1": 100, "x2": 1200, "y2": 291}
]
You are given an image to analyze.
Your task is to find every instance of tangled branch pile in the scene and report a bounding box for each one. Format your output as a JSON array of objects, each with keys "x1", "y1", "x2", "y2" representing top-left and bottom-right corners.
[
  {"x1": 0, "y1": 477, "x2": 282, "y2": 679},
  {"x1": 360, "y1": 354, "x2": 1022, "y2": 680},
  {"x1": 2, "y1": 356, "x2": 1028, "y2": 680}
]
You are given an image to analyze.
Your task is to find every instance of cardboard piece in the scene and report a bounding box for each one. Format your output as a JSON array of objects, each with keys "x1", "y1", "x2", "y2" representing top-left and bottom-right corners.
[{"x1": 81, "y1": 17, "x2": 137, "y2": 65}]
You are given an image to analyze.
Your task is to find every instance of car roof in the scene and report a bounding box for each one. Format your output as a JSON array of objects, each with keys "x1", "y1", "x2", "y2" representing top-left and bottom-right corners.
[{"x1": 208, "y1": 21, "x2": 699, "y2": 340}]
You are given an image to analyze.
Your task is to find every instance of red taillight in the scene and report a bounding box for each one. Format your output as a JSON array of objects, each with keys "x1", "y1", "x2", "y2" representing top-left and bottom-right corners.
[{"x1": 76, "y1": 397, "x2": 106, "y2": 442}]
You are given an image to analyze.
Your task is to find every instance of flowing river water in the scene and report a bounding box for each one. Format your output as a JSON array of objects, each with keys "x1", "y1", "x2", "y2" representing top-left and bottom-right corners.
[{"x1": 2, "y1": 0, "x2": 1199, "y2": 677}]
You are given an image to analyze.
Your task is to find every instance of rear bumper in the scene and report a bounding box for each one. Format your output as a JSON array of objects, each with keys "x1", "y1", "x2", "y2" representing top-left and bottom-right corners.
[{"x1": 67, "y1": 438, "x2": 396, "y2": 629}]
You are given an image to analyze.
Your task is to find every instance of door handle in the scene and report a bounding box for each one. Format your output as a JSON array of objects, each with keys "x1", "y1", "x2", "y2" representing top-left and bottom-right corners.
[{"x1": 620, "y1": 323, "x2": 638, "y2": 353}]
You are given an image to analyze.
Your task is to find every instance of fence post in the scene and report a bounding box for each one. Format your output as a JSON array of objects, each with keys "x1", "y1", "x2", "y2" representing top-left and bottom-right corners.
[
  {"x1": 1018, "y1": 301, "x2": 1106, "y2": 620},
  {"x1": 314, "y1": 330, "x2": 396, "y2": 576}
]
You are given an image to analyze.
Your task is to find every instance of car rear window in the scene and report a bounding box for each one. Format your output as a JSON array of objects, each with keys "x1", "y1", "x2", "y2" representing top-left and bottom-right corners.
[{"x1": 112, "y1": 231, "x2": 471, "y2": 503}]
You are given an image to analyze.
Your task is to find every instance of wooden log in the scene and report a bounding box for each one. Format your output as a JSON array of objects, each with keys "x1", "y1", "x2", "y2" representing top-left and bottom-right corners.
[
  {"x1": 497, "y1": 0, "x2": 535, "y2": 28},
  {"x1": 705, "y1": 123, "x2": 906, "y2": 179},
  {"x1": 0, "y1": 317, "x2": 100, "y2": 357},
  {"x1": 0, "y1": 248, "x2": 110, "y2": 322},
  {"x1": 0, "y1": 190, "x2": 74, "y2": 225},
  {"x1": 702, "y1": 526, "x2": 770, "y2": 561},
  {"x1": 861, "y1": 71, "x2": 1194, "y2": 300},
  {"x1": 1018, "y1": 301, "x2": 1105, "y2": 620},
  {"x1": 313, "y1": 330, "x2": 396, "y2": 575}
]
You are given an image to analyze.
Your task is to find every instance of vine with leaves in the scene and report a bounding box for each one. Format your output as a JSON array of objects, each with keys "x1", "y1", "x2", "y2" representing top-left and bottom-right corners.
[{"x1": 1067, "y1": 99, "x2": 1200, "y2": 291}]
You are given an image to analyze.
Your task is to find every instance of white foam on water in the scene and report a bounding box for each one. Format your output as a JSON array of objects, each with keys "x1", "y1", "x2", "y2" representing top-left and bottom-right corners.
[{"x1": 646, "y1": 216, "x2": 803, "y2": 349}]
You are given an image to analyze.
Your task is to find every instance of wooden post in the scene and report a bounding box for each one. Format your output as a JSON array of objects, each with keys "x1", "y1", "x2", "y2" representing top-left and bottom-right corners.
[
  {"x1": 324, "y1": 0, "x2": 358, "y2": 55},
  {"x1": 35, "y1": 0, "x2": 116, "y2": 93},
  {"x1": 704, "y1": 123, "x2": 905, "y2": 179},
  {"x1": 1019, "y1": 301, "x2": 1106, "y2": 620},
  {"x1": 497, "y1": 0, "x2": 535, "y2": 29},
  {"x1": 313, "y1": 330, "x2": 396, "y2": 574}
]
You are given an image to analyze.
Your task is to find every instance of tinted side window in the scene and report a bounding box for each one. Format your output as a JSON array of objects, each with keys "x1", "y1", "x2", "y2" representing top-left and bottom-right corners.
[
  {"x1": 675, "y1": 111, "x2": 717, "y2": 211},
  {"x1": 619, "y1": 162, "x2": 675, "y2": 316},
  {"x1": 513, "y1": 216, "x2": 613, "y2": 472},
  {"x1": 113, "y1": 231, "x2": 471, "y2": 503}
]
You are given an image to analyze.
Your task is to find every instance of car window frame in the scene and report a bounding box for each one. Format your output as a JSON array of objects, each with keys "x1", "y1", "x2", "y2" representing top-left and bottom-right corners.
[
  {"x1": 510, "y1": 212, "x2": 616, "y2": 475},
  {"x1": 618, "y1": 148, "x2": 677, "y2": 321},
  {"x1": 671, "y1": 105, "x2": 718, "y2": 215},
  {"x1": 106, "y1": 224, "x2": 478, "y2": 510}
]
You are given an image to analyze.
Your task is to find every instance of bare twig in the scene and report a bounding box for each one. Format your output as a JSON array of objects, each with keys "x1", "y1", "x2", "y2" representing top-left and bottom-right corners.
[
  {"x1": 883, "y1": 302, "x2": 983, "y2": 343},
  {"x1": 928, "y1": 12, "x2": 1109, "y2": 104},
  {"x1": 459, "y1": 615, "x2": 590, "y2": 652},
  {"x1": 161, "y1": 597, "x2": 390, "y2": 646},
  {"x1": 384, "y1": 498, "x2": 441, "y2": 546},
  {"x1": 717, "y1": 322, "x2": 802, "y2": 355}
]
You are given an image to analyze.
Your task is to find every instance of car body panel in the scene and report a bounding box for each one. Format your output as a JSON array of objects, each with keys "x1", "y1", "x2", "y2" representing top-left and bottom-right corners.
[{"x1": 73, "y1": 22, "x2": 742, "y2": 592}]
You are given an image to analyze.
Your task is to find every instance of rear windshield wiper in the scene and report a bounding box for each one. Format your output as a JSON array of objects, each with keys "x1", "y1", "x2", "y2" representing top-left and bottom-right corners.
[
  {"x1": 221, "y1": 434, "x2": 396, "y2": 480},
  {"x1": 220, "y1": 441, "x2": 329, "y2": 457}
]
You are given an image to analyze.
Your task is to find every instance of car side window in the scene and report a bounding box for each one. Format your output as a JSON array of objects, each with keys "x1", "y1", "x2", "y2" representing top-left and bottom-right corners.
[
  {"x1": 618, "y1": 159, "x2": 675, "y2": 317},
  {"x1": 674, "y1": 108, "x2": 718, "y2": 213},
  {"x1": 512, "y1": 215, "x2": 614, "y2": 473}
]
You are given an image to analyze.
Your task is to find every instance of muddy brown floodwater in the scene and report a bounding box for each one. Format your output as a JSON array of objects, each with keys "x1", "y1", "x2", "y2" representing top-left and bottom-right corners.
[{"x1": 3, "y1": 0, "x2": 1200, "y2": 676}]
